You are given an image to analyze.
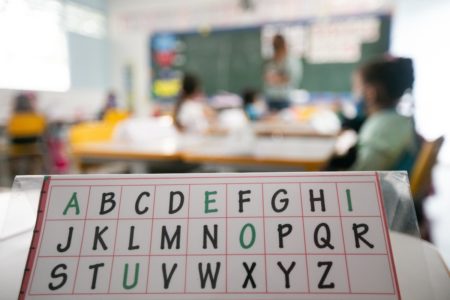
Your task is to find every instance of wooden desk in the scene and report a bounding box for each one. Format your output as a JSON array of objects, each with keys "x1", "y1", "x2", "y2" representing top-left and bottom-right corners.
[
  {"x1": 252, "y1": 121, "x2": 338, "y2": 138},
  {"x1": 71, "y1": 135, "x2": 336, "y2": 172}
]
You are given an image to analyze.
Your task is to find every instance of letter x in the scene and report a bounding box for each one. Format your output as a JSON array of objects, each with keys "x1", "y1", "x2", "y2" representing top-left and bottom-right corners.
[{"x1": 242, "y1": 262, "x2": 256, "y2": 289}]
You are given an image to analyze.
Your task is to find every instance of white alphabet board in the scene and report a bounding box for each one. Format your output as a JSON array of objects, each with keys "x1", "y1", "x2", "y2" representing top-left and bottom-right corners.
[{"x1": 20, "y1": 172, "x2": 401, "y2": 299}]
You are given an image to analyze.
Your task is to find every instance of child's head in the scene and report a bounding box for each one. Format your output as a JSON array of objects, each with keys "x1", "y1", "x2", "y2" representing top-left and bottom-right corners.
[
  {"x1": 359, "y1": 56, "x2": 414, "y2": 111},
  {"x1": 181, "y1": 73, "x2": 201, "y2": 99},
  {"x1": 242, "y1": 88, "x2": 258, "y2": 107},
  {"x1": 13, "y1": 93, "x2": 33, "y2": 113},
  {"x1": 272, "y1": 34, "x2": 287, "y2": 56}
]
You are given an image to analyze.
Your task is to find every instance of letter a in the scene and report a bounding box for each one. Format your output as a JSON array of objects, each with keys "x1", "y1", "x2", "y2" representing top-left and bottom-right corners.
[{"x1": 63, "y1": 192, "x2": 80, "y2": 215}]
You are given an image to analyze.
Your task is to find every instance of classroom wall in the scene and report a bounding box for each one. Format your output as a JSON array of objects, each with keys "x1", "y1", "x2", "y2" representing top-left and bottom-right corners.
[
  {"x1": 66, "y1": 0, "x2": 110, "y2": 90},
  {"x1": 0, "y1": 0, "x2": 111, "y2": 124}
]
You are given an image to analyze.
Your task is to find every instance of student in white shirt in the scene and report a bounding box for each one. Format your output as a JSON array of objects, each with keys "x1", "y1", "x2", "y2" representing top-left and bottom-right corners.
[{"x1": 174, "y1": 73, "x2": 213, "y2": 134}]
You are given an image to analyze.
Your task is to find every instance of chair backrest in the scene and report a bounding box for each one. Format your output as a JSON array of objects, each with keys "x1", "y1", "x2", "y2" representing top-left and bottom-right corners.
[
  {"x1": 410, "y1": 136, "x2": 445, "y2": 200},
  {"x1": 7, "y1": 113, "x2": 46, "y2": 138}
]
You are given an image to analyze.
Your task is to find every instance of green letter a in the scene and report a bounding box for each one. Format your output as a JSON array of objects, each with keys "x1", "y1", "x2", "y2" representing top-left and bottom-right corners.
[{"x1": 63, "y1": 192, "x2": 80, "y2": 215}]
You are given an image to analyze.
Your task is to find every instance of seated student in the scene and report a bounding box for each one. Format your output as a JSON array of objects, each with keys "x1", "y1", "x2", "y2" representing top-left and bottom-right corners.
[
  {"x1": 98, "y1": 91, "x2": 118, "y2": 120},
  {"x1": 7, "y1": 93, "x2": 47, "y2": 174},
  {"x1": 7, "y1": 93, "x2": 46, "y2": 144},
  {"x1": 349, "y1": 56, "x2": 418, "y2": 171},
  {"x1": 241, "y1": 88, "x2": 266, "y2": 121},
  {"x1": 174, "y1": 73, "x2": 214, "y2": 133}
]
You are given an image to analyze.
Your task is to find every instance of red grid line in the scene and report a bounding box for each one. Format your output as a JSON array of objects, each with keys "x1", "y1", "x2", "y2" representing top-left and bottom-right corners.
[
  {"x1": 50, "y1": 173, "x2": 377, "y2": 181},
  {"x1": 299, "y1": 183, "x2": 310, "y2": 293},
  {"x1": 183, "y1": 185, "x2": 191, "y2": 293},
  {"x1": 71, "y1": 186, "x2": 92, "y2": 294},
  {"x1": 29, "y1": 291, "x2": 396, "y2": 296},
  {"x1": 225, "y1": 183, "x2": 228, "y2": 293},
  {"x1": 51, "y1": 180, "x2": 377, "y2": 188},
  {"x1": 107, "y1": 186, "x2": 123, "y2": 293},
  {"x1": 44, "y1": 214, "x2": 383, "y2": 222},
  {"x1": 260, "y1": 184, "x2": 268, "y2": 292},
  {"x1": 37, "y1": 252, "x2": 389, "y2": 258},
  {"x1": 335, "y1": 182, "x2": 352, "y2": 293},
  {"x1": 145, "y1": 185, "x2": 156, "y2": 293}
]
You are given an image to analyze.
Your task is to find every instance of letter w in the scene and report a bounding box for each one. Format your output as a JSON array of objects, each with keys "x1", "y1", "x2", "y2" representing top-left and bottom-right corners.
[{"x1": 198, "y1": 262, "x2": 221, "y2": 289}]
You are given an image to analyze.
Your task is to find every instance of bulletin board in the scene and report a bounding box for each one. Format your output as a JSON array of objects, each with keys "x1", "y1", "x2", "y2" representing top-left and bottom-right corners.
[
  {"x1": 20, "y1": 172, "x2": 401, "y2": 299},
  {"x1": 149, "y1": 14, "x2": 390, "y2": 100}
]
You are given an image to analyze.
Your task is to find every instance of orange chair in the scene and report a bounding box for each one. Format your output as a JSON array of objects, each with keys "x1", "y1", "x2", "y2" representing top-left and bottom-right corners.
[{"x1": 410, "y1": 136, "x2": 444, "y2": 200}]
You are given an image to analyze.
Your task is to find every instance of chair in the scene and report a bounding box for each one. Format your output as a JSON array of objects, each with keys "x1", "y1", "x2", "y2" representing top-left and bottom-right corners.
[
  {"x1": 410, "y1": 136, "x2": 444, "y2": 200},
  {"x1": 5, "y1": 113, "x2": 48, "y2": 177},
  {"x1": 68, "y1": 121, "x2": 129, "y2": 174}
]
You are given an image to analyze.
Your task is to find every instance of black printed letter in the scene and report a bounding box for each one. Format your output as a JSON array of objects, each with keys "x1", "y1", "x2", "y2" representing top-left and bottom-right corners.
[
  {"x1": 162, "y1": 263, "x2": 178, "y2": 289},
  {"x1": 271, "y1": 189, "x2": 289, "y2": 213},
  {"x1": 198, "y1": 262, "x2": 221, "y2": 289},
  {"x1": 313, "y1": 223, "x2": 334, "y2": 249},
  {"x1": 309, "y1": 189, "x2": 325, "y2": 212},
  {"x1": 277, "y1": 224, "x2": 293, "y2": 248},
  {"x1": 128, "y1": 225, "x2": 140, "y2": 250},
  {"x1": 135, "y1": 191, "x2": 150, "y2": 215},
  {"x1": 317, "y1": 261, "x2": 334, "y2": 289},
  {"x1": 48, "y1": 264, "x2": 67, "y2": 291},
  {"x1": 56, "y1": 226, "x2": 73, "y2": 252},
  {"x1": 242, "y1": 262, "x2": 256, "y2": 289},
  {"x1": 169, "y1": 191, "x2": 184, "y2": 214},
  {"x1": 93, "y1": 226, "x2": 108, "y2": 250},
  {"x1": 160, "y1": 225, "x2": 181, "y2": 249},
  {"x1": 352, "y1": 223, "x2": 374, "y2": 249},
  {"x1": 203, "y1": 224, "x2": 218, "y2": 249},
  {"x1": 277, "y1": 261, "x2": 296, "y2": 288},
  {"x1": 100, "y1": 192, "x2": 116, "y2": 215},
  {"x1": 238, "y1": 190, "x2": 251, "y2": 213},
  {"x1": 89, "y1": 263, "x2": 105, "y2": 289}
]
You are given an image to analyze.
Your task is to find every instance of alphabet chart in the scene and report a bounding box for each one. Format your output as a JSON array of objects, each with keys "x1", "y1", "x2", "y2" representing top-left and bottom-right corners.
[{"x1": 20, "y1": 173, "x2": 401, "y2": 299}]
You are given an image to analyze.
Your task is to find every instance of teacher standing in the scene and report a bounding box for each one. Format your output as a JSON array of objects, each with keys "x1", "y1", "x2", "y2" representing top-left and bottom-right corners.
[{"x1": 264, "y1": 34, "x2": 302, "y2": 111}]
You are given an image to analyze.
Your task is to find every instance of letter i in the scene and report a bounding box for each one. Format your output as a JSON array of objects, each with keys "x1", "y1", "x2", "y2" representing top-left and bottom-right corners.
[{"x1": 346, "y1": 189, "x2": 353, "y2": 212}]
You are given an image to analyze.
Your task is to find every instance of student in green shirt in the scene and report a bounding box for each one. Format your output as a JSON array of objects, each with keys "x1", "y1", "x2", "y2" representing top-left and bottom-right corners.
[
  {"x1": 329, "y1": 56, "x2": 418, "y2": 172},
  {"x1": 350, "y1": 56, "x2": 418, "y2": 171}
]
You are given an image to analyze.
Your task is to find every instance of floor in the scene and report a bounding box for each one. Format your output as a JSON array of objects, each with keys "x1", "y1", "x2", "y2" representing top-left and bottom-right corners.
[{"x1": 424, "y1": 163, "x2": 450, "y2": 267}]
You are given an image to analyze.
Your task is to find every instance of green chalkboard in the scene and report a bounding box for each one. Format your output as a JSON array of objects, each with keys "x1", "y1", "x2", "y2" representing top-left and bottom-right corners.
[
  {"x1": 151, "y1": 14, "x2": 391, "y2": 98},
  {"x1": 176, "y1": 28, "x2": 263, "y2": 95}
]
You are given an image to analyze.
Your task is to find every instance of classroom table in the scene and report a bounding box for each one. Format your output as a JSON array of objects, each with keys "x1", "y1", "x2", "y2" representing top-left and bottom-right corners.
[
  {"x1": 1, "y1": 189, "x2": 448, "y2": 300},
  {"x1": 70, "y1": 135, "x2": 337, "y2": 172},
  {"x1": 251, "y1": 120, "x2": 337, "y2": 138}
]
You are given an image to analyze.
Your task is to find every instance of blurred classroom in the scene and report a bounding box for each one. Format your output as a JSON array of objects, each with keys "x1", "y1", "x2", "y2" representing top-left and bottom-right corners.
[{"x1": 0, "y1": 0, "x2": 449, "y2": 267}]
